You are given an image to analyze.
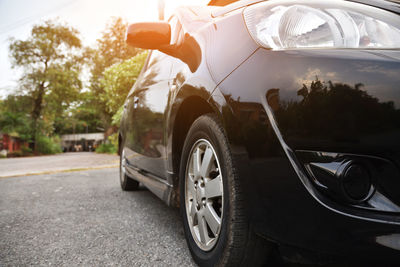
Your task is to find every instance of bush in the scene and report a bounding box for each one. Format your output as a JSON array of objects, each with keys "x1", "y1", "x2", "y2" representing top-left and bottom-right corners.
[
  {"x1": 108, "y1": 133, "x2": 119, "y2": 149},
  {"x1": 21, "y1": 146, "x2": 33, "y2": 156},
  {"x1": 36, "y1": 135, "x2": 62, "y2": 155},
  {"x1": 95, "y1": 143, "x2": 117, "y2": 154},
  {"x1": 7, "y1": 150, "x2": 23, "y2": 157}
]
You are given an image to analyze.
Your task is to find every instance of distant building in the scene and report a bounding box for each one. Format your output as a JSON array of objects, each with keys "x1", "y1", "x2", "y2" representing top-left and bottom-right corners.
[
  {"x1": 61, "y1": 132, "x2": 105, "y2": 152},
  {"x1": 0, "y1": 132, "x2": 28, "y2": 153}
]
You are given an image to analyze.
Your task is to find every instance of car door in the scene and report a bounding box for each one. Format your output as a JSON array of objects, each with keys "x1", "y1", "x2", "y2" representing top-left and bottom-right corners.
[
  {"x1": 125, "y1": 15, "x2": 186, "y2": 180},
  {"x1": 124, "y1": 50, "x2": 175, "y2": 179}
]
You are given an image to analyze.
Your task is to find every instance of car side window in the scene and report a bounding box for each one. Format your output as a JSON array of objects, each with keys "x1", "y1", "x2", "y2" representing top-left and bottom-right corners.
[
  {"x1": 126, "y1": 51, "x2": 167, "y2": 98},
  {"x1": 145, "y1": 51, "x2": 160, "y2": 71},
  {"x1": 142, "y1": 50, "x2": 172, "y2": 82}
]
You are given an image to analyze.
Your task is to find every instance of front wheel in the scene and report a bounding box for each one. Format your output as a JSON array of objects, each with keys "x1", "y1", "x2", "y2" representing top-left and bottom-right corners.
[{"x1": 179, "y1": 114, "x2": 270, "y2": 266}]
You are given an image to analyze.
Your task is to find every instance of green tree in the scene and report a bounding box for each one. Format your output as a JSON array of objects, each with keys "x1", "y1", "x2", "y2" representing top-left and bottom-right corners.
[
  {"x1": 9, "y1": 20, "x2": 83, "y2": 151},
  {"x1": 86, "y1": 17, "x2": 139, "y2": 129},
  {"x1": 0, "y1": 94, "x2": 32, "y2": 115}
]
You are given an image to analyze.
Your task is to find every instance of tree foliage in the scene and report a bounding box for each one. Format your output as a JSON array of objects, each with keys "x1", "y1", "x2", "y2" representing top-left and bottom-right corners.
[
  {"x1": 0, "y1": 94, "x2": 32, "y2": 115},
  {"x1": 3, "y1": 17, "x2": 147, "y2": 155},
  {"x1": 86, "y1": 17, "x2": 139, "y2": 128},
  {"x1": 9, "y1": 20, "x2": 83, "y2": 150}
]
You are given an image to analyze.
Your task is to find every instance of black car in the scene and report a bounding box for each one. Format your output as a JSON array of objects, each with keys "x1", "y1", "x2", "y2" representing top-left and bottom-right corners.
[{"x1": 118, "y1": 0, "x2": 400, "y2": 265}]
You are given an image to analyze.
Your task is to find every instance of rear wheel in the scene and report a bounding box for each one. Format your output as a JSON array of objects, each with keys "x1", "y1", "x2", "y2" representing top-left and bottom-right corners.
[
  {"x1": 179, "y1": 114, "x2": 270, "y2": 266},
  {"x1": 120, "y1": 148, "x2": 139, "y2": 191}
]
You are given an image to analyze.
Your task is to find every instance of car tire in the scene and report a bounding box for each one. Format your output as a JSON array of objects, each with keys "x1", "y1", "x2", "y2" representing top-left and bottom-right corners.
[
  {"x1": 179, "y1": 114, "x2": 271, "y2": 266},
  {"x1": 120, "y1": 148, "x2": 139, "y2": 191}
]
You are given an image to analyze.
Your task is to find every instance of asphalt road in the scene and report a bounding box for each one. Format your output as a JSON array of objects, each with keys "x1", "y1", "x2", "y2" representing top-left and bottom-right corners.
[{"x1": 0, "y1": 168, "x2": 196, "y2": 266}]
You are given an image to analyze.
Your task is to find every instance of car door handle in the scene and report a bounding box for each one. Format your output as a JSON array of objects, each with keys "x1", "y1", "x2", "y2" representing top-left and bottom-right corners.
[
  {"x1": 133, "y1": 96, "x2": 139, "y2": 109},
  {"x1": 124, "y1": 98, "x2": 130, "y2": 109}
]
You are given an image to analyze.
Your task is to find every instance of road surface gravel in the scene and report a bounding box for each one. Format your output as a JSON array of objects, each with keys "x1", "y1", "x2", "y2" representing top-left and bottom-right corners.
[{"x1": 0, "y1": 168, "x2": 195, "y2": 266}]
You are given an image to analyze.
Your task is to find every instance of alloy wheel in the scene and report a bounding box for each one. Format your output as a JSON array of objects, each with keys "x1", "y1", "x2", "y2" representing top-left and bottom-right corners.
[{"x1": 185, "y1": 139, "x2": 224, "y2": 251}]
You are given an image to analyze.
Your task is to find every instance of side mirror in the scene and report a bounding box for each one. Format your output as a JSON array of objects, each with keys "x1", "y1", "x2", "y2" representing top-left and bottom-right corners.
[{"x1": 126, "y1": 22, "x2": 171, "y2": 49}]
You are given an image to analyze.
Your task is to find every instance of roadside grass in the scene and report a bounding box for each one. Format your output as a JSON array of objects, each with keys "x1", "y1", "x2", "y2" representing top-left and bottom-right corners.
[{"x1": 95, "y1": 143, "x2": 117, "y2": 154}]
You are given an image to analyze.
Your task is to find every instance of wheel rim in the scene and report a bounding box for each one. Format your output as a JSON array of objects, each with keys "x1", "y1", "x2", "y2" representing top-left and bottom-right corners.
[
  {"x1": 185, "y1": 139, "x2": 223, "y2": 251},
  {"x1": 120, "y1": 150, "x2": 126, "y2": 184}
]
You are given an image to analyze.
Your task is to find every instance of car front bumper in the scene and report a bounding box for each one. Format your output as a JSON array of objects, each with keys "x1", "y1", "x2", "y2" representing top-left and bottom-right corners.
[{"x1": 212, "y1": 47, "x2": 400, "y2": 262}]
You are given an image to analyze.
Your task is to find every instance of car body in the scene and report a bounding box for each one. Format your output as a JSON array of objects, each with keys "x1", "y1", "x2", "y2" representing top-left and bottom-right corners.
[{"x1": 119, "y1": 0, "x2": 400, "y2": 265}]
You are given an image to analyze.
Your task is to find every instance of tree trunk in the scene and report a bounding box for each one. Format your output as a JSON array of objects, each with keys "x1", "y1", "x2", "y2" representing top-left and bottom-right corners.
[{"x1": 32, "y1": 81, "x2": 45, "y2": 153}]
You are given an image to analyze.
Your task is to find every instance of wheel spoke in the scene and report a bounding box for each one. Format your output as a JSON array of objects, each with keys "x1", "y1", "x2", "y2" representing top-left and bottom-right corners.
[
  {"x1": 205, "y1": 175, "x2": 223, "y2": 199},
  {"x1": 190, "y1": 201, "x2": 197, "y2": 222},
  {"x1": 193, "y1": 147, "x2": 202, "y2": 179},
  {"x1": 200, "y1": 146, "x2": 214, "y2": 178},
  {"x1": 198, "y1": 215, "x2": 210, "y2": 244},
  {"x1": 187, "y1": 175, "x2": 197, "y2": 199},
  {"x1": 204, "y1": 204, "x2": 221, "y2": 236}
]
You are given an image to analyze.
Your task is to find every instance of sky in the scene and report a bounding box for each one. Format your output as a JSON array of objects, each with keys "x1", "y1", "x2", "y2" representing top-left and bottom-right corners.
[{"x1": 0, "y1": 0, "x2": 208, "y2": 98}]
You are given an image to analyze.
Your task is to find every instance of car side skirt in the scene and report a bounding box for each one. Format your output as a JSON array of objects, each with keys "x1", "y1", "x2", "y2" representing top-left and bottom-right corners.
[{"x1": 125, "y1": 162, "x2": 173, "y2": 205}]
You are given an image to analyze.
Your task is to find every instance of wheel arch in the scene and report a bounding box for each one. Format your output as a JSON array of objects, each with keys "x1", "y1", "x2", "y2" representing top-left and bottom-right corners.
[{"x1": 168, "y1": 86, "x2": 221, "y2": 206}]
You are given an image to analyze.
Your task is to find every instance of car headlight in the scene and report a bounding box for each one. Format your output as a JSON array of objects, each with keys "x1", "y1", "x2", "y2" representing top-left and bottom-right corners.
[{"x1": 243, "y1": 0, "x2": 400, "y2": 50}]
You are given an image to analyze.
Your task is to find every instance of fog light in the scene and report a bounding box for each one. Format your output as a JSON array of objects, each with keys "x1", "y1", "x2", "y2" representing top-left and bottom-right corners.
[
  {"x1": 303, "y1": 155, "x2": 374, "y2": 204},
  {"x1": 296, "y1": 150, "x2": 400, "y2": 212},
  {"x1": 340, "y1": 163, "x2": 372, "y2": 203}
]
